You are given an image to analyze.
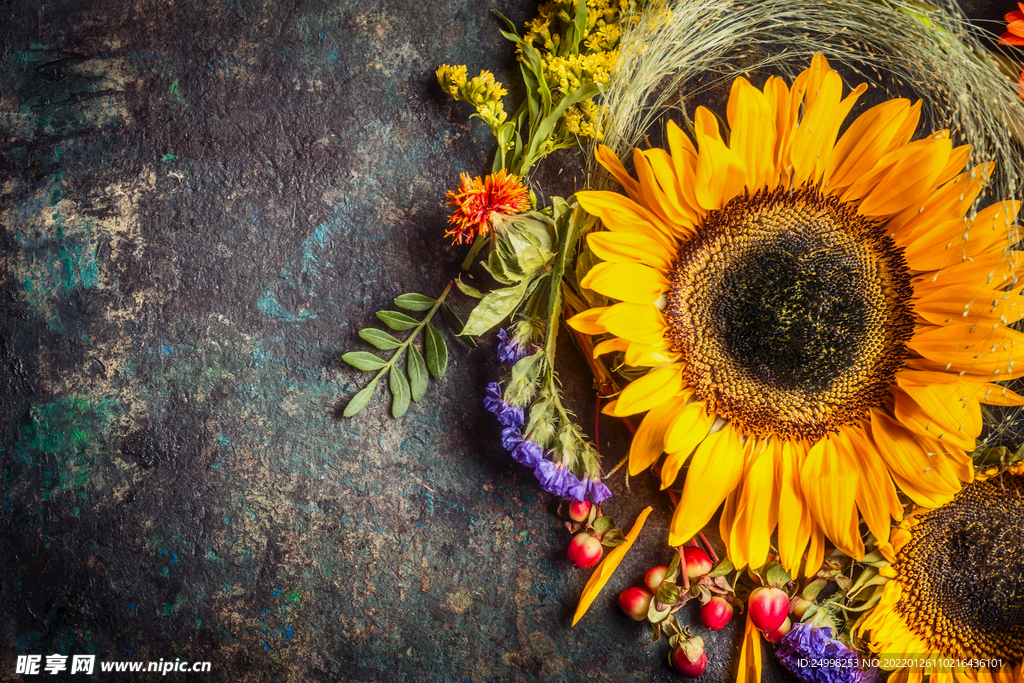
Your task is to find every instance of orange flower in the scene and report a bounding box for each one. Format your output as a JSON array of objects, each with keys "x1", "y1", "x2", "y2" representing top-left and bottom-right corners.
[
  {"x1": 999, "y1": 2, "x2": 1024, "y2": 45},
  {"x1": 444, "y1": 169, "x2": 530, "y2": 244}
]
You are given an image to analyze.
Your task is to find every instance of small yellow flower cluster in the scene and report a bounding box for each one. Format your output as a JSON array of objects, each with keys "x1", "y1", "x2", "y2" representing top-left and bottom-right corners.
[
  {"x1": 520, "y1": 0, "x2": 635, "y2": 143},
  {"x1": 436, "y1": 65, "x2": 509, "y2": 130}
]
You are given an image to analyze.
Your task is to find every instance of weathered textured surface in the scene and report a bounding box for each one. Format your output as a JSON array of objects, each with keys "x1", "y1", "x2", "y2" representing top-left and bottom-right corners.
[{"x1": 0, "y1": 1, "x2": 1004, "y2": 682}]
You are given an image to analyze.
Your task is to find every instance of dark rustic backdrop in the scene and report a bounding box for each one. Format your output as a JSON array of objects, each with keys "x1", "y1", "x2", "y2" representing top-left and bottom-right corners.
[{"x1": 0, "y1": 0, "x2": 1008, "y2": 681}]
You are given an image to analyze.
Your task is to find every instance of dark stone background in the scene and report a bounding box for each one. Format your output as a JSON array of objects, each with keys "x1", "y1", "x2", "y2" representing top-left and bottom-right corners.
[{"x1": 0, "y1": 1, "x2": 1010, "y2": 681}]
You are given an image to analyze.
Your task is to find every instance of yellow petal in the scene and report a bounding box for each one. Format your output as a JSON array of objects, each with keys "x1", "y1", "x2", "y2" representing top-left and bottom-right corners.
[
  {"x1": 824, "y1": 99, "x2": 912, "y2": 192},
  {"x1": 855, "y1": 134, "x2": 954, "y2": 217},
  {"x1": 580, "y1": 261, "x2": 670, "y2": 304},
  {"x1": 890, "y1": 163, "x2": 993, "y2": 246},
  {"x1": 735, "y1": 613, "x2": 762, "y2": 683},
  {"x1": 844, "y1": 427, "x2": 900, "y2": 548},
  {"x1": 613, "y1": 363, "x2": 685, "y2": 416},
  {"x1": 892, "y1": 372, "x2": 981, "y2": 451},
  {"x1": 801, "y1": 434, "x2": 864, "y2": 558},
  {"x1": 668, "y1": 422, "x2": 745, "y2": 545},
  {"x1": 567, "y1": 306, "x2": 610, "y2": 335},
  {"x1": 634, "y1": 148, "x2": 699, "y2": 234},
  {"x1": 572, "y1": 506, "x2": 653, "y2": 626},
  {"x1": 575, "y1": 190, "x2": 677, "y2": 249},
  {"x1": 624, "y1": 340, "x2": 682, "y2": 367},
  {"x1": 666, "y1": 120, "x2": 704, "y2": 222},
  {"x1": 694, "y1": 133, "x2": 746, "y2": 211},
  {"x1": 660, "y1": 402, "x2": 716, "y2": 488},
  {"x1": 776, "y1": 440, "x2": 813, "y2": 573},
  {"x1": 868, "y1": 410, "x2": 961, "y2": 507},
  {"x1": 597, "y1": 302, "x2": 668, "y2": 346},
  {"x1": 586, "y1": 231, "x2": 675, "y2": 271},
  {"x1": 594, "y1": 144, "x2": 641, "y2": 201},
  {"x1": 729, "y1": 439, "x2": 778, "y2": 568},
  {"x1": 907, "y1": 322, "x2": 1024, "y2": 380},
  {"x1": 592, "y1": 337, "x2": 629, "y2": 358},
  {"x1": 727, "y1": 76, "x2": 776, "y2": 191},
  {"x1": 629, "y1": 394, "x2": 691, "y2": 476},
  {"x1": 914, "y1": 287, "x2": 1024, "y2": 328}
]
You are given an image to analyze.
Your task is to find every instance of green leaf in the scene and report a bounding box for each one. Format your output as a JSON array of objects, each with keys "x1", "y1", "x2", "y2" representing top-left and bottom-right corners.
[
  {"x1": 394, "y1": 293, "x2": 436, "y2": 311},
  {"x1": 765, "y1": 562, "x2": 792, "y2": 589},
  {"x1": 456, "y1": 278, "x2": 486, "y2": 298},
  {"x1": 408, "y1": 345, "x2": 428, "y2": 402},
  {"x1": 389, "y1": 366, "x2": 411, "y2": 418},
  {"x1": 358, "y1": 328, "x2": 402, "y2": 350},
  {"x1": 424, "y1": 323, "x2": 448, "y2": 379},
  {"x1": 569, "y1": 0, "x2": 588, "y2": 54},
  {"x1": 665, "y1": 550, "x2": 681, "y2": 583},
  {"x1": 647, "y1": 599, "x2": 671, "y2": 624},
  {"x1": 461, "y1": 278, "x2": 532, "y2": 336},
  {"x1": 343, "y1": 378, "x2": 379, "y2": 417},
  {"x1": 707, "y1": 557, "x2": 735, "y2": 578},
  {"x1": 342, "y1": 351, "x2": 387, "y2": 371},
  {"x1": 377, "y1": 310, "x2": 419, "y2": 331}
]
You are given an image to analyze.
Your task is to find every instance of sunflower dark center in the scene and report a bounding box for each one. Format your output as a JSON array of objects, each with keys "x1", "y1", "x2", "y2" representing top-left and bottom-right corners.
[
  {"x1": 895, "y1": 471, "x2": 1024, "y2": 661},
  {"x1": 664, "y1": 187, "x2": 914, "y2": 440}
]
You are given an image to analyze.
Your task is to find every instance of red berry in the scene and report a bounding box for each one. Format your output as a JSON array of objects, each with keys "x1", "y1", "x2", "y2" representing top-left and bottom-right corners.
[
  {"x1": 749, "y1": 587, "x2": 790, "y2": 633},
  {"x1": 618, "y1": 586, "x2": 653, "y2": 621},
  {"x1": 644, "y1": 565, "x2": 668, "y2": 592},
  {"x1": 671, "y1": 647, "x2": 707, "y2": 678},
  {"x1": 765, "y1": 616, "x2": 793, "y2": 644},
  {"x1": 568, "y1": 501, "x2": 592, "y2": 522},
  {"x1": 567, "y1": 532, "x2": 603, "y2": 569},
  {"x1": 700, "y1": 596, "x2": 733, "y2": 631},
  {"x1": 683, "y1": 546, "x2": 712, "y2": 579}
]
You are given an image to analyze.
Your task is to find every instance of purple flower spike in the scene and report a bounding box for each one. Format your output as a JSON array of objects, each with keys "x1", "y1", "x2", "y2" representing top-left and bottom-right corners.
[
  {"x1": 776, "y1": 623, "x2": 878, "y2": 683},
  {"x1": 512, "y1": 440, "x2": 544, "y2": 468},
  {"x1": 497, "y1": 328, "x2": 533, "y2": 365},
  {"x1": 484, "y1": 382, "x2": 524, "y2": 428},
  {"x1": 533, "y1": 459, "x2": 562, "y2": 493}
]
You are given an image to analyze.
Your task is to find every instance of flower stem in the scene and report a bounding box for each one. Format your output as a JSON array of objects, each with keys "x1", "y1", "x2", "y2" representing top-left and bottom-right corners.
[{"x1": 365, "y1": 281, "x2": 454, "y2": 385}]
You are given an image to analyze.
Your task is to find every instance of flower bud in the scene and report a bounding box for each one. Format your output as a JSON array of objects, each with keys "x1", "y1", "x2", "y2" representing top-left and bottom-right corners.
[
  {"x1": 670, "y1": 636, "x2": 706, "y2": 678},
  {"x1": 749, "y1": 586, "x2": 790, "y2": 633},
  {"x1": 618, "y1": 587, "x2": 653, "y2": 621},
  {"x1": 700, "y1": 596, "x2": 733, "y2": 631},
  {"x1": 683, "y1": 546, "x2": 712, "y2": 579},
  {"x1": 644, "y1": 565, "x2": 668, "y2": 592},
  {"x1": 567, "y1": 532, "x2": 603, "y2": 569}
]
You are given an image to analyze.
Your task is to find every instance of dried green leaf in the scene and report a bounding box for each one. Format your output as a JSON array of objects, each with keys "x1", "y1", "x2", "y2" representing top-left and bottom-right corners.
[
  {"x1": 343, "y1": 378, "x2": 378, "y2": 417},
  {"x1": 394, "y1": 293, "x2": 436, "y2": 311},
  {"x1": 389, "y1": 366, "x2": 411, "y2": 418},
  {"x1": 407, "y1": 345, "x2": 429, "y2": 402},
  {"x1": 342, "y1": 351, "x2": 387, "y2": 371},
  {"x1": 655, "y1": 580, "x2": 680, "y2": 606},
  {"x1": 600, "y1": 529, "x2": 625, "y2": 548},
  {"x1": 424, "y1": 323, "x2": 448, "y2": 379},
  {"x1": 461, "y1": 278, "x2": 531, "y2": 336},
  {"x1": 358, "y1": 328, "x2": 402, "y2": 350},
  {"x1": 377, "y1": 310, "x2": 418, "y2": 331},
  {"x1": 592, "y1": 516, "x2": 614, "y2": 536}
]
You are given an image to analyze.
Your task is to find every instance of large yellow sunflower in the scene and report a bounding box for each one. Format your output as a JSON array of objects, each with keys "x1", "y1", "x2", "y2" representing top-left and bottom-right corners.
[
  {"x1": 857, "y1": 464, "x2": 1024, "y2": 683},
  {"x1": 568, "y1": 55, "x2": 1024, "y2": 572}
]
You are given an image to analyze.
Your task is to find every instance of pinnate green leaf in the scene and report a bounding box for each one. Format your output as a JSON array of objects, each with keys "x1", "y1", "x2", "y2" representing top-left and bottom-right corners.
[
  {"x1": 389, "y1": 366, "x2": 411, "y2": 418},
  {"x1": 342, "y1": 351, "x2": 387, "y2": 371},
  {"x1": 343, "y1": 378, "x2": 378, "y2": 417},
  {"x1": 394, "y1": 293, "x2": 436, "y2": 311},
  {"x1": 407, "y1": 345, "x2": 429, "y2": 402},
  {"x1": 359, "y1": 328, "x2": 401, "y2": 349},
  {"x1": 377, "y1": 310, "x2": 418, "y2": 331},
  {"x1": 424, "y1": 323, "x2": 448, "y2": 379}
]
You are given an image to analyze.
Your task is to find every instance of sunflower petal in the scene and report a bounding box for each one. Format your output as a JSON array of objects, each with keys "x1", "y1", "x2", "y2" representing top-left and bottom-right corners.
[
  {"x1": 567, "y1": 306, "x2": 610, "y2": 335},
  {"x1": 580, "y1": 261, "x2": 669, "y2": 304},
  {"x1": 908, "y1": 323, "x2": 1024, "y2": 379},
  {"x1": 661, "y1": 402, "x2": 716, "y2": 488},
  {"x1": 668, "y1": 422, "x2": 745, "y2": 545},
  {"x1": 801, "y1": 434, "x2": 864, "y2": 558},
  {"x1": 597, "y1": 302, "x2": 667, "y2": 346},
  {"x1": 629, "y1": 394, "x2": 691, "y2": 476},
  {"x1": 694, "y1": 133, "x2": 746, "y2": 211},
  {"x1": 728, "y1": 75, "x2": 777, "y2": 191},
  {"x1": 612, "y1": 363, "x2": 685, "y2": 416},
  {"x1": 587, "y1": 232, "x2": 675, "y2": 271},
  {"x1": 575, "y1": 190, "x2": 677, "y2": 249},
  {"x1": 594, "y1": 144, "x2": 641, "y2": 201},
  {"x1": 735, "y1": 613, "x2": 763, "y2": 683},
  {"x1": 776, "y1": 440, "x2": 813, "y2": 573},
  {"x1": 892, "y1": 372, "x2": 981, "y2": 451},
  {"x1": 729, "y1": 439, "x2": 779, "y2": 568}
]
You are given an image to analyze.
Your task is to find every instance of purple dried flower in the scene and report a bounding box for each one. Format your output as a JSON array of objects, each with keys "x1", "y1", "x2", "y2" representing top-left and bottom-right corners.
[
  {"x1": 776, "y1": 623, "x2": 878, "y2": 683},
  {"x1": 484, "y1": 382, "x2": 524, "y2": 428},
  {"x1": 562, "y1": 472, "x2": 587, "y2": 502},
  {"x1": 512, "y1": 440, "x2": 544, "y2": 468},
  {"x1": 585, "y1": 477, "x2": 613, "y2": 504},
  {"x1": 497, "y1": 328, "x2": 533, "y2": 365},
  {"x1": 533, "y1": 459, "x2": 562, "y2": 493}
]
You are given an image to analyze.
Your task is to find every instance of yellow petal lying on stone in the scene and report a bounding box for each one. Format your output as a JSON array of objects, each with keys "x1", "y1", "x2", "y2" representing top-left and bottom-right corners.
[{"x1": 571, "y1": 506, "x2": 653, "y2": 626}]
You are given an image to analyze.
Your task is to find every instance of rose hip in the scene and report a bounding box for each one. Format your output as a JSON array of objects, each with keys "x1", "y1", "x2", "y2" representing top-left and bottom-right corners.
[
  {"x1": 683, "y1": 546, "x2": 713, "y2": 579},
  {"x1": 749, "y1": 586, "x2": 790, "y2": 633},
  {"x1": 765, "y1": 616, "x2": 793, "y2": 644},
  {"x1": 700, "y1": 596, "x2": 733, "y2": 631},
  {"x1": 567, "y1": 532, "x2": 603, "y2": 569},
  {"x1": 568, "y1": 500, "x2": 592, "y2": 522},
  {"x1": 671, "y1": 643, "x2": 707, "y2": 677},
  {"x1": 618, "y1": 586, "x2": 653, "y2": 621},
  {"x1": 644, "y1": 565, "x2": 668, "y2": 592}
]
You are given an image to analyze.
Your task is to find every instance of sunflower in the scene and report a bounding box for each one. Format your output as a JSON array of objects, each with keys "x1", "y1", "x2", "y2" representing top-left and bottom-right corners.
[
  {"x1": 857, "y1": 464, "x2": 1024, "y2": 683},
  {"x1": 567, "y1": 55, "x2": 1024, "y2": 572},
  {"x1": 445, "y1": 169, "x2": 530, "y2": 244}
]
